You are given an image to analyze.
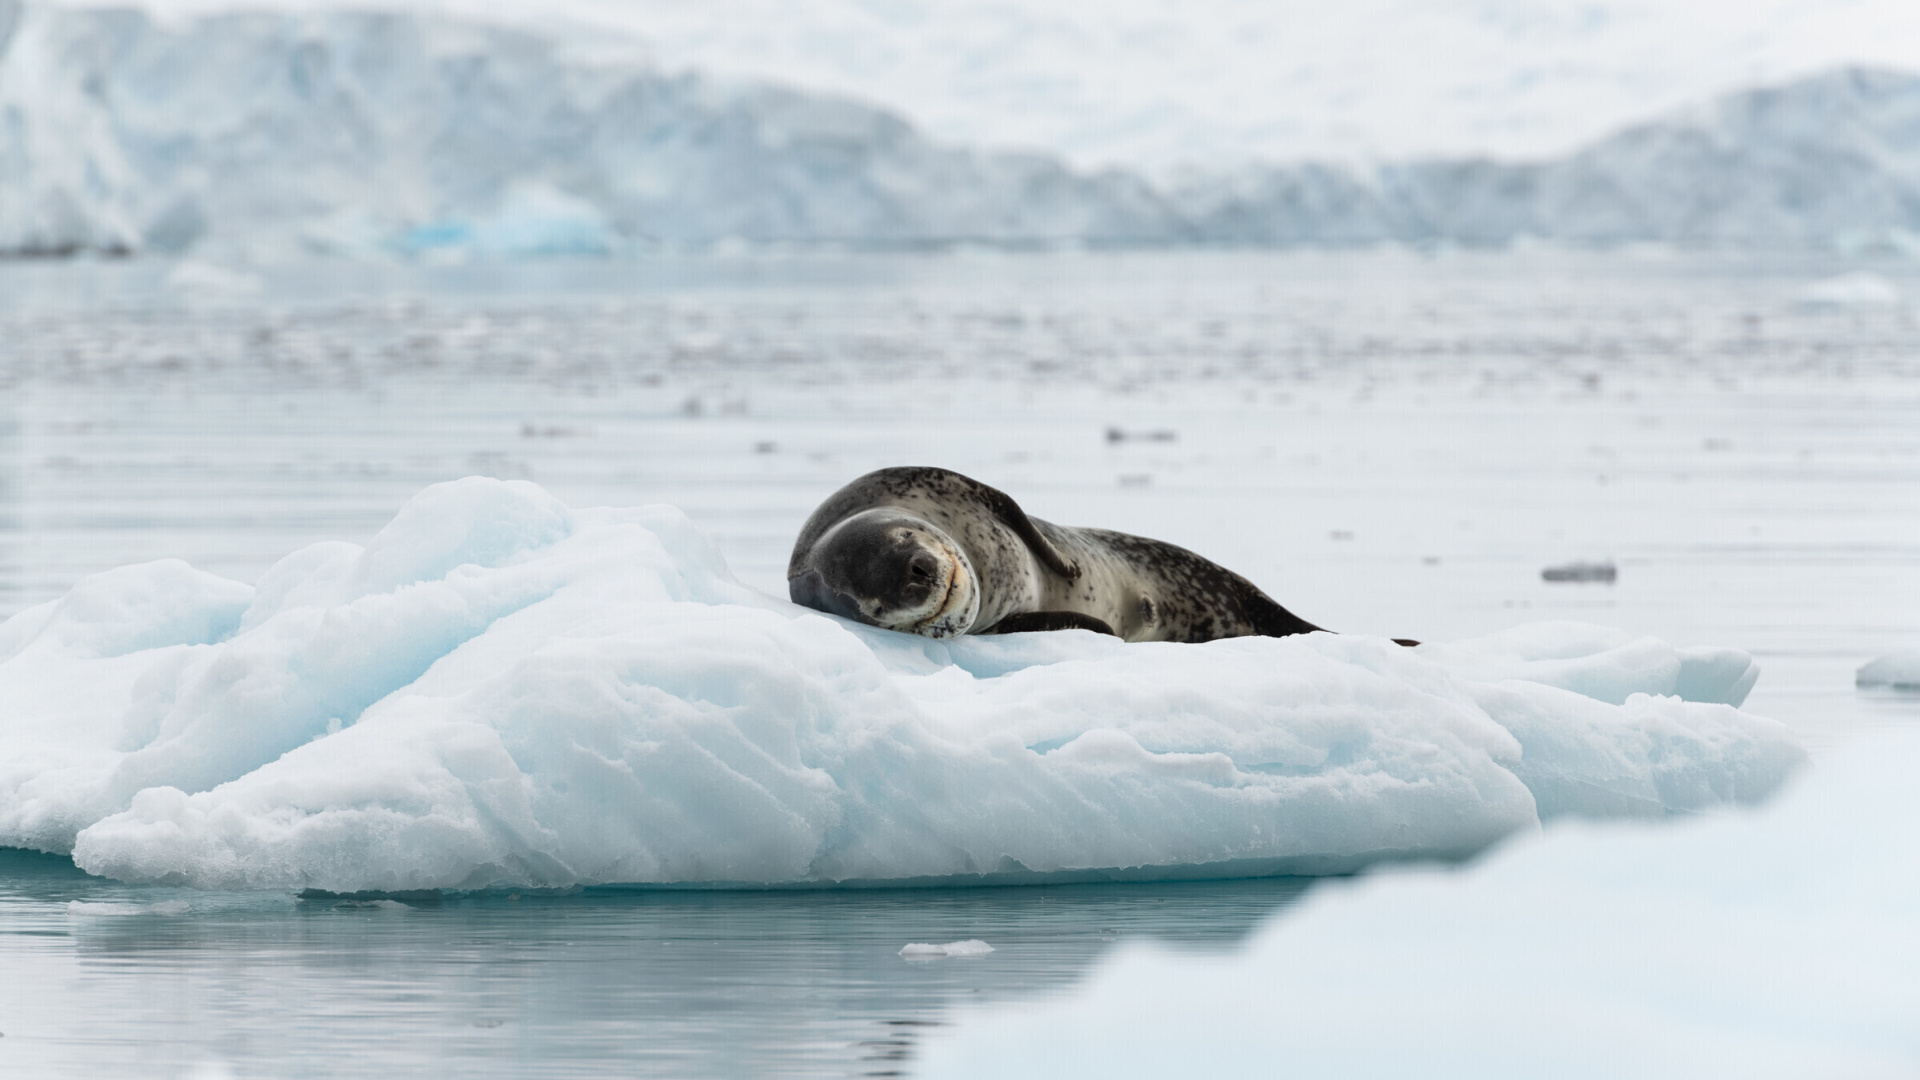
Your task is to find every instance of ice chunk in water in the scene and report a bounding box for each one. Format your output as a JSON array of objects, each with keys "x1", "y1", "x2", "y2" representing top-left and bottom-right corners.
[
  {"x1": 1794, "y1": 271, "x2": 1902, "y2": 307},
  {"x1": 900, "y1": 940, "x2": 995, "y2": 961},
  {"x1": 1857, "y1": 650, "x2": 1920, "y2": 690}
]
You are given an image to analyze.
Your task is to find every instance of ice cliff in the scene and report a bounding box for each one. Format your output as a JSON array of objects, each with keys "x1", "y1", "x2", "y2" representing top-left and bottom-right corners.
[
  {"x1": 0, "y1": 478, "x2": 1801, "y2": 892},
  {"x1": 2, "y1": 1, "x2": 1918, "y2": 258}
]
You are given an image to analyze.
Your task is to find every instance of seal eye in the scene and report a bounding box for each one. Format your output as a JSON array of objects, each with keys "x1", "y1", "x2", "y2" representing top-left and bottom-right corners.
[{"x1": 908, "y1": 551, "x2": 939, "y2": 582}]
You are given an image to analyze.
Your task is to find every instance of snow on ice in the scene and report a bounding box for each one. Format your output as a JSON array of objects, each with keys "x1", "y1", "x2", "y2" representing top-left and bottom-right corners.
[
  {"x1": 0, "y1": 478, "x2": 1803, "y2": 892},
  {"x1": 914, "y1": 731, "x2": 1920, "y2": 1079}
]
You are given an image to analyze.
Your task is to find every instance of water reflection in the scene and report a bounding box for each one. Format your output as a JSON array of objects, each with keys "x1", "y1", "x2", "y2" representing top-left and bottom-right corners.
[{"x1": 0, "y1": 848, "x2": 1311, "y2": 1078}]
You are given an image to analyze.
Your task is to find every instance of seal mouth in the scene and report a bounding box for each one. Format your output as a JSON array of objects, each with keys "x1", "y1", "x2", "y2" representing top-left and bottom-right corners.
[
  {"x1": 910, "y1": 561, "x2": 962, "y2": 634},
  {"x1": 891, "y1": 537, "x2": 978, "y2": 638}
]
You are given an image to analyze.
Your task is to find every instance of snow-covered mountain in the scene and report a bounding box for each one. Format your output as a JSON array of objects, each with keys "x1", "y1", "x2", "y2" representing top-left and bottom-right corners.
[
  {"x1": 76, "y1": 0, "x2": 1920, "y2": 173},
  {"x1": 2, "y1": 1, "x2": 1918, "y2": 258}
]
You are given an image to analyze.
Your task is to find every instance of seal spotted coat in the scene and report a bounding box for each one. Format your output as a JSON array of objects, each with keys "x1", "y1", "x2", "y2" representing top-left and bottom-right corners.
[{"x1": 788, "y1": 466, "x2": 1413, "y2": 644}]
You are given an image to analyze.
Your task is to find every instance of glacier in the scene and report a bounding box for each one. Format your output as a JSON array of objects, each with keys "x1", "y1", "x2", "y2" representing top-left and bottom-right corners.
[
  {"x1": 0, "y1": 477, "x2": 1802, "y2": 893},
  {"x1": 3, "y1": 1, "x2": 1920, "y2": 258},
  {"x1": 914, "y1": 732, "x2": 1920, "y2": 1079},
  {"x1": 0, "y1": 0, "x2": 1168, "y2": 260}
]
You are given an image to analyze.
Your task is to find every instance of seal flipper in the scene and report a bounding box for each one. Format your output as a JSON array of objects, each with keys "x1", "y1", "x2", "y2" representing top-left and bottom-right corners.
[
  {"x1": 978, "y1": 611, "x2": 1118, "y2": 637},
  {"x1": 972, "y1": 486, "x2": 1081, "y2": 581},
  {"x1": 1238, "y1": 582, "x2": 1328, "y2": 638}
]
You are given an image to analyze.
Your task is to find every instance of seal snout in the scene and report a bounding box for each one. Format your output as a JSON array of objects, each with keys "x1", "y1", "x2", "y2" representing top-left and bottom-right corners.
[{"x1": 907, "y1": 550, "x2": 940, "y2": 583}]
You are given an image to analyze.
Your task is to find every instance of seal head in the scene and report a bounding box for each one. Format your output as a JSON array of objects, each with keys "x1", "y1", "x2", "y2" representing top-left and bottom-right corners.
[{"x1": 787, "y1": 508, "x2": 981, "y2": 637}]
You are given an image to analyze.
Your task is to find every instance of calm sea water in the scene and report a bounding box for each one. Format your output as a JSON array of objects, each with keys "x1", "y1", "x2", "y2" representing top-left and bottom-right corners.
[
  {"x1": 0, "y1": 847, "x2": 1310, "y2": 1078},
  {"x1": 1, "y1": 249, "x2": 1916, "y2": 1077}
]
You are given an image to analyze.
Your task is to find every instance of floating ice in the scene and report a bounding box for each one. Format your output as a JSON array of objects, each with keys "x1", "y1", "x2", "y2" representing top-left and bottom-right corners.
[
  {"x1": 1793, "y1": 271, "x2": 1902, "y2": 307},
  {"x1": 914, "y1": 732, "x2": 1920, "y2": 1079},
  {"x1": 164, "y1": 260, "x2": 265, "y2": 297},
  {"x1": 0, "y1": 478, "x2": 1802, "y2": 892},
  {"x1": 1856, "y1": 650, "x2": 1920, "y2": 690},
  {"x1": 900, "y1": 940, "x2": 995, "y2": 961}
]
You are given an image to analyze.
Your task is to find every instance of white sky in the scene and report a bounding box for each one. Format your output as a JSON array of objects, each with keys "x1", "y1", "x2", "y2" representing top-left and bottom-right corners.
[{"x1": 63, "y1": 0, "x2": 1920, "y2": 171}]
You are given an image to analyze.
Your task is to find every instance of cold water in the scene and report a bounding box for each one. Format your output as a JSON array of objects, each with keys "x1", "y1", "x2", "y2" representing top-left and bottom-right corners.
[{"x1": 0, "y1": 249, "x2": 1915, "y2": 1076}]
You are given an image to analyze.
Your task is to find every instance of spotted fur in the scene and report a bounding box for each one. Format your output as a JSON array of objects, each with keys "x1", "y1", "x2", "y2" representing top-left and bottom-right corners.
[{"x1": 788, "y1": 466, "x2": 1358, "y2": 644}]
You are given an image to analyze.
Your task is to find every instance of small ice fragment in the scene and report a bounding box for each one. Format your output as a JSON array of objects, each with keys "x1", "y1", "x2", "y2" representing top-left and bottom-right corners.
[
  {"x1": 1541, "y1": 561, "x2": 1616, "y2": 583},
  {"x1": 1857, "y1": 651, "x2": 1920, "y2": 690},
  {"x1": 1795, "y1": 272, "x2": 1901, "y2": 307},
  {"x1": 900, "y1": 940, "x2": 995, "y2": 961},
  {"x1": 166, "y1": 260, "x2": 265, "y2": 296},
  {"x1": 66, "y1": 899, "x2": 190, "y2": 916}
]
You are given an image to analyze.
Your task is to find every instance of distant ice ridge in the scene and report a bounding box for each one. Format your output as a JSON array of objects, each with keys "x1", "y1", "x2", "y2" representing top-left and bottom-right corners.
[
  {"x1": 2, "y1": 0, "x2": 1920, "y2": 258},
  {"x1": 0, "y1": 478, "x2": 1801, "y2": 892},
  {"x1": 915, "y1": 733, "x2": 1920, "y2": 1079}
]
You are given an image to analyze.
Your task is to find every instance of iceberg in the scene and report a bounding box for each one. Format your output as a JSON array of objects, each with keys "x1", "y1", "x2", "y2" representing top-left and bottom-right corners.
[
  {"x1": 914, "y1": 732, "x2": 1920, "y2": 1079},
  {"x1": 0, "y1": 478, "x2": 1801, "y2": 892}
]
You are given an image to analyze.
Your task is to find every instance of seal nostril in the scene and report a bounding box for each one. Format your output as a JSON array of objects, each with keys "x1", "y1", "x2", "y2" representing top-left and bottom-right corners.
[{"x1": 909, "y1": 552, "x2": 939, "y2": 581}]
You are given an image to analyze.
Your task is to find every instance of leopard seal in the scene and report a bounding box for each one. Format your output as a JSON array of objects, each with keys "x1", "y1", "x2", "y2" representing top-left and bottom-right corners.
[{"x1": 788, "y1": 466, "x2": 1412, "y2": 644}]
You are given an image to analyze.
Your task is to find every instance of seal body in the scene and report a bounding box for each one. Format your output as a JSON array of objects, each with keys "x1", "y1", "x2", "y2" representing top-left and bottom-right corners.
[{"x1": 786, "y1": 466, "x2": 1333, "y2": 643}]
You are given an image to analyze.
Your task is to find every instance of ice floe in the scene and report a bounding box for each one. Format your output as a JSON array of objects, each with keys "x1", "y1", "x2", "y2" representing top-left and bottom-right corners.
[
  {"x1": 900, "y1": 940, "x2": 995, "y2": 961},
  {"x1": 1793, "y1": 270, "x2": 1903, "y2": 308},
  {"x1": 1856, "y1": 650, "x2": 1920, "y2": 690},
  {"x1": 0, "y1": 478, "x2": 1802, "y2": 892},
  {"x1": 914, "y1": 732, "x2": 1920, "y2": 1079}
]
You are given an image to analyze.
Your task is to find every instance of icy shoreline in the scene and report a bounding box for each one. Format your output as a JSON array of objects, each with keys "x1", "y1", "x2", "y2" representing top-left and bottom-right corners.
[{"x1": 0, "y1": 479, "x2": 1802, "y2": 892}]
